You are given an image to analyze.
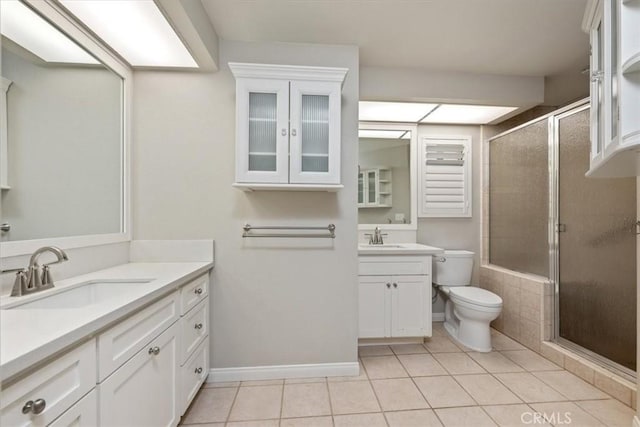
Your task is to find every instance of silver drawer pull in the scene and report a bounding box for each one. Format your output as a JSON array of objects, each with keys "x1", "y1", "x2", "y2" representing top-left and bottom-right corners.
[
  {"x1": 148, "y1": 346, "x2": 160, "y2": 355},
  {"x1": 195, "y1": 367, "x2": 203, "y2": 374},
  {"x1": 194, "y1": 323, "x2": 203, "y2": 330},
  {"x1": 386, "y1": 283, "x2": 391, "y2": 288},
  {"x1": 22, "y1": 399, "x2": 46, "y2": 415},
  {"x1": 194, "y1": 288, "x2": 203, "y2": 295},
  {"x1": 393, "y1": 283, "x2": 398, "y2": 288}
]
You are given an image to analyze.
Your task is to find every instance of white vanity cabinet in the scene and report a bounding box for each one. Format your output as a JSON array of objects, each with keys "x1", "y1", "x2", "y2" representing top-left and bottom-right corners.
[
  {"x1": 586, "y1": 0, "x2": 640, "y2": 177},
  {"x1": 230, "y1": 63, "x2": 347, "y2": 190},
  {"x1": 358, "y1": 255, "x2": 432, "y2": 338}
]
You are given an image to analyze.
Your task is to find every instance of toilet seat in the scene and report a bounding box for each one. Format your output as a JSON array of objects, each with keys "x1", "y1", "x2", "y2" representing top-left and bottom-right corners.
[{"x1": 448, "y1": 287, "x2": 502, "y2": 308}]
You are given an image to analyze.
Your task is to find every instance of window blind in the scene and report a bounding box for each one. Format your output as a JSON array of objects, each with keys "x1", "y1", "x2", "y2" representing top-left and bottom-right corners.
[{"x1": 419, "y1": 136, "x2": 472, "y2": 217}]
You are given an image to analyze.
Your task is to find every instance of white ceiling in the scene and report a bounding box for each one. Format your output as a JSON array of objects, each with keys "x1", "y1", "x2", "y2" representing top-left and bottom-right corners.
[{"x1": 201, "y1": 0, "x2": 590, "y2": 77}]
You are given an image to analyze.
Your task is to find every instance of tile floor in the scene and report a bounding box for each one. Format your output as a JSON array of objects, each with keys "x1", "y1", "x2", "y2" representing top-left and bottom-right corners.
[{"x1": 180, "y1": 325, "x2": 636, "y2": 427}]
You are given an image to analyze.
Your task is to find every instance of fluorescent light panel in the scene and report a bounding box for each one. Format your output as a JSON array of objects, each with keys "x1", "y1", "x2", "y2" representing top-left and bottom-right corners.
[
  {"x1": 421, "y1": 104, "x2": 517, "y2": 124},
  {"x1": 359, "y1": 130, "x2": 408, "y2": 139},
  {"x1": 60, "y1": 0, "x2": 197, "y2": 68},
  {"x1": 0, "y1": 1, "x2": 98, "y2": 64},
  {"x1": 360, "y1": 101, "x2": 438, "y2": 122}
]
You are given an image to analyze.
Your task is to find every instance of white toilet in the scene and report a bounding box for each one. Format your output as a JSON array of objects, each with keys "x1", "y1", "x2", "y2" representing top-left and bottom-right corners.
[{"x1": 433, "y1": 250, "x2": 502, "y2": 352}]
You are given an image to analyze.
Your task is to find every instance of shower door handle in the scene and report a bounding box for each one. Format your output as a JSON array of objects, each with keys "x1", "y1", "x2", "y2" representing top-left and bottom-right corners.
[{"x1": 556, "y1": 224, "x2": 567, "y2": 233}]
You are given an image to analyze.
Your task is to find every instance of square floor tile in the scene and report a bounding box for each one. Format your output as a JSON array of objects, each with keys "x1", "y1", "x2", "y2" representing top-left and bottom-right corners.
[
  {"x1": 281, "y1": 382, "x2": 331, "y2": 418},
  {"x1": 483, "y1": 404, "x2": 547, "y2": 427},
  {"x1": 182, "y1": 387, "x2": 237, "y2": 424},
  {"x1": 576, "y1": 399, "x2": 636, "y2": 426},
  {"x1": 361, "y1": 355, "x2": 408, "y2": 379},
  {"x1": 390, "y1": 344, "x2": 429, "y2": 355},
  {"x1": 228, "y1": 385, "x2": 283, "y2": 421},
  {"x1": 413, "y1": 376, "x2": 476, "y2": 408},
  {"x1": 397, "y1": 353, "x2": 447, "y2": 377},
  {"x1": 226, "y1": 421, "x2": 279, "y2": 427},
  {"x1": 241, "y1": 379, "x2": 284, "y2": 387},
  {"x1": 454, "y1": 374, "x2": 522, "y2": 405},
  {"x1": 494, "y1": 373, "x2": 567, "y2": 403},
  {"x1": 333, "y1": 412, "x2": 387, "y2": 427},
  {"x1": 533, "y1": 371, "x2": 609, "y2": 401},
  {"x1": 468, "y1": 351, "x2": 525, "y2": 373},
  {"x1": 433, "y1": 352, "x2": 486, "y2": 375},
  {"x1": 500, "y1": 350, "x2": 561, "y2": 371},
  {"x1": 491, "y1": 331, "x2": 526, "y2": 351},
  {"x1": 328, "y1": 381, "x2": 381, "y2": 415},
  {"x1": 203, "y1": 381, "x2": 240, "y2": 388},
  {"x1": 424, "y1": 336, "x2": 463, "y2": 353},
  {"x1": 530, "y1": 402, "x2": 603, "y2": 426},
  {"x1": 371, "y1": 378, "x2": 429, "y2": 411},
  {"x1": 280, "y1": 416, "x2": 333, "y2": 427},
  {"x1": 435, "y1": 406, "x2": 498, "y2": 426},
  {"x1": 384, "y1": 409, "x2": 443, "y2": 427},
  {"x1": 285, "y1": 377, "x2": 327, "y2": 384},
  {"x1": 358, "y1": 345, "x2": 394, "y2": 357}
]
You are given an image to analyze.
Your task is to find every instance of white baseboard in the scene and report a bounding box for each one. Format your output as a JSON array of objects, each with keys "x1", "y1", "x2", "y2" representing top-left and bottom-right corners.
[
  {"x1": 633, "y1": 415, "x2": 640, "y2": 427},
  {"x1": 432, "y1": 312, "x2": 445, "y2": 322},
  {"x1": 207, "y1": 362, "x2": 359, "y2": 383}
]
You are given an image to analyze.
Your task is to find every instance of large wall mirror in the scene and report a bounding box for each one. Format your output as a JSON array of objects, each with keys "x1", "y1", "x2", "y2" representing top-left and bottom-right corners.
[
  {"x1": 358, "y1": 123, "x2": 417, "y2": 230},
  {"x1": 0, "y1": 0, "x2": 131, "y2": 256}
]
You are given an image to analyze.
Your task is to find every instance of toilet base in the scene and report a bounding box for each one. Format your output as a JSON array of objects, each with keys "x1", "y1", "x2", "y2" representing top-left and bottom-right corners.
[{"x1": 442, "y1": 298, "x2": 497, "y2": 353}]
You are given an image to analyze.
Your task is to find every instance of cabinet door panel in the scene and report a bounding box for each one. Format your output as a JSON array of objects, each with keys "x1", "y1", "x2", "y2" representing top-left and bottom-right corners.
[
  {"x1": 236, "y1": 78, "x2": 289, "y2": 183},
  {"x1": 289, "y1": 81, "x2": 341, "y2": 184},
  {"x1": 48, "y1": 389, "x2": 97, "y2": 427},
  {"x1": 358, "y1": 276, "x2": 391, "y2": 338},
  {"x1": 98, "y1": 323, "x2": 179, "y2": 427},
  {"x1": 391, "y1": 276, "x2": 430, "y2": 337}
]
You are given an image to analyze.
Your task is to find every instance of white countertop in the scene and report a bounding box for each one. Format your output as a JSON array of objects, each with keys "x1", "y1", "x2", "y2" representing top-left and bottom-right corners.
[
  {"x1": 358, "y1": 243, "x2": 444, "y2": 256},
  {"x1": 0, "y1": 262, "x2": 213, "y2": 383}
]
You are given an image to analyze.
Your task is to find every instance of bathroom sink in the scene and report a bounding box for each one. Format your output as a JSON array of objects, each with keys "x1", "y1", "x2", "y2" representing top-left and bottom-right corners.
[
  {"x1": 358, "y1": 244, "x2": 406, "y2": 249},
  {"x1": 358, "y1": 243, "x2": 445, "y2": 255},
  {"x1": 4, "y1": 279, "x2": 154, "y2": 310}
]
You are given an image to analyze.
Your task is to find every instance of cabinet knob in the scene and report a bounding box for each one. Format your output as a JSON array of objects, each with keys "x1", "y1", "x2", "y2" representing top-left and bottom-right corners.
[
  {"x1": 195, "y1": 288, "x2": 203, "y2": 295},
  {"x1": 393, "y1": 283, "x2": 398, "y2": 288},
  {"x1": 281, "y1": 129, "x2": 287, "y2": 136},
  {"x1": 194, "y1": 323, "x2": 203, "y2": 330},
  {"x1": 291, "y1": 129, "x2": 297, "y2": 137},
  {"x1": 148, "y1": 346, "x2": 160, "y2": 355},
  {"x1": 195, "y1": 367, "x2": 203, "y2": 374},
  {"x1": 22, "y1": 399, "x2": 46, "y2": 415},
  {"x1": 386, "y1": 283, "x2": 391, "y2": 288}
]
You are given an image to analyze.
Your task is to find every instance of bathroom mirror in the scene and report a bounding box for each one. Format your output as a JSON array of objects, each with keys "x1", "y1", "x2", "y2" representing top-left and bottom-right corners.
[
  {"x1": 0, "y1": 0, "x2": 131, "y2": 256},
  {"x1": 358, "y1": 122, "x2": 417, "y2": 230}
]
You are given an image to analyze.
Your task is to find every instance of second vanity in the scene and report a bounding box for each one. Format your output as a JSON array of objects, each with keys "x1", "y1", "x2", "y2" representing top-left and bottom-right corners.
[
  {"x1": 0, "y1": 261, "x2": 213, "y2": 427},
  {"x1": 358, "y1": 243, "x2": 443, "y2": 339}
]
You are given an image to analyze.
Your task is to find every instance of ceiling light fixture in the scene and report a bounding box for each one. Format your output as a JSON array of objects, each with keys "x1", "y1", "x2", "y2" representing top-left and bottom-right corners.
[
  {"x1": 59, "y1": 0, "x2": 197, "y2": 68},
  {"x1": 0, "y1": 1, "x2": 98, "y2": 64},
  {"x1": 359, "y1": 101, "x2": 438, "y2": 123},
  {"x1": 358, "y1": 130, "x2": 408, "y2": 139},
  {"x1": 420, "y1": 104, "x2": 517, "y2": 124}
]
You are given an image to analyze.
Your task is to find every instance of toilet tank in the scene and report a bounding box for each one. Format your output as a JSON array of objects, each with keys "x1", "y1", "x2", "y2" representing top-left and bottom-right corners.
[{"x1": 433, "y1": 250, "x2": 474, "y2": 286}]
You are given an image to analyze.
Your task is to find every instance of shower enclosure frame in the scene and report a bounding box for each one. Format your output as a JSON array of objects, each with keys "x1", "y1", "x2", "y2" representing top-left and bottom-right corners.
[{"x1": 488, "y1": 97, "x2": 636, "y2": 381}]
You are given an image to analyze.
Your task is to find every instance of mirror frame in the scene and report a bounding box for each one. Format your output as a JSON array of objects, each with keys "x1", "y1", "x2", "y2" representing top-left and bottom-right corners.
[
  {"x1": 357, "y1": 122, "x2": 418, "y2": 231},
  {"x1": 1, "y1": 0, "x2": 132, "y2": 257}
]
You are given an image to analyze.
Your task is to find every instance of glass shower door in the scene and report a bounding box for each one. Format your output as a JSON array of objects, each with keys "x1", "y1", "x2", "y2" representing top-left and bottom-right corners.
[{"x1": 556, "y1": 106, "x2": 637, "y2": 372}]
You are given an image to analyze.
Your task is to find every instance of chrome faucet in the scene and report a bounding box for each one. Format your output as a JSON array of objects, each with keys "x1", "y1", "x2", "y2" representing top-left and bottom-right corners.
[
  {"x1": 1, "y1": 246, "x2": 69, "y2": 296},
  {"x1": 365, "y1": 227, "x2": 387, "y2": 245}
]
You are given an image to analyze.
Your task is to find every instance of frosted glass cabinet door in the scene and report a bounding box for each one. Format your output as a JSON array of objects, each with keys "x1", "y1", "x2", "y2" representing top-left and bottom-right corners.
[
  {"x1": 289, "y1": 81, "x2": 341, "y2": 184},
  {"x1": 236, "y1": 78, "x2": 289, "y2": 183}
]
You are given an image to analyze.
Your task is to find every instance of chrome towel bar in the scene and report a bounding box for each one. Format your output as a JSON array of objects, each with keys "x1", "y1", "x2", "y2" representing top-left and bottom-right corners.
[{"x1": 242, "y1": 224, "x2": 336, "y2": 239}]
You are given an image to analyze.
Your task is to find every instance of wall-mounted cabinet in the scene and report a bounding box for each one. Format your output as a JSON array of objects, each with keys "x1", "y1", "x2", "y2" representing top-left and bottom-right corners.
[
  {"x1": 230, "y1": 63, "x2": 347, "y2": 191},
  {"x1": 586, "y1": 0, "x2": 640, "y2": 177},
  {"x1": 358, "y1": 167, "x2": 392, "y2": 208}
]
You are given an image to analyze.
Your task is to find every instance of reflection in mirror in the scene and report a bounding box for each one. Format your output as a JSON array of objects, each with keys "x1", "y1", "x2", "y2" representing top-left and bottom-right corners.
[
  {"x1": 0, "y1": 1, "x2": 123, "y2": 242},
  {"x1": 358, "y1": 129, "x2": 411, "y2": 225}
]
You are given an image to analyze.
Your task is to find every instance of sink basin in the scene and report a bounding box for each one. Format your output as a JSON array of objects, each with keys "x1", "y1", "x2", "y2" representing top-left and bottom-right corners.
[
  {"x1": 358, "y1": 244, "x2": 405, "y2": 249},
  {"x1": 4, "y1": 279, "x2": 154, "y2": 310}
]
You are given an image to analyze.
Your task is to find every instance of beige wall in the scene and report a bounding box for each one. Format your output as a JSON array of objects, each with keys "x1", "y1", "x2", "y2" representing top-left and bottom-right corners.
[{"x1": 132, "y1": 40, "x2": 359, "y2": 368}]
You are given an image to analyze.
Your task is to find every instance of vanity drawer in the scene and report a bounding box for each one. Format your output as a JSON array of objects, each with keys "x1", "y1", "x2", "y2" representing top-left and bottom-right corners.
[
  {"x1": 181, "y1": 337, "x2": 209, "y2": 415},
  {"x1": 359, "y1": 256, "x2": 431, "y2": 276},
  {"x1": 48, "y1": 389, "x2": 97, "y2": 427},
  {"x1": 180, "y1": 297, "x2": 209, "y2": 365},
  {"x1": 180, "y1": 274, "x2": 209, "y2": 315},
  {"x1": 97, "y1": 291, "x2": 179, "y2": 381},
  {"x1": 0, "y1": 339, "x2": 96, "y2": 427}
]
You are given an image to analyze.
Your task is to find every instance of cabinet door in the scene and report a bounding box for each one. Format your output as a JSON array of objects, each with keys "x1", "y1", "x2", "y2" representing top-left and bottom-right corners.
[
  {"x1": 98, "y1": 322, "x2": 179, "y2": 427},
  {"x1": 236, "y1": 78, "x2": 289, "y2": 183},
  {"x1": 391, "y1": 276, "x2": 431, "y2": 337},
  {"x1": 590, "y1": 10, "x2": 605, "y2": 160},
  {"x1": 358, "y1": 276, "x2": 391, "y2": 338},
  {"x1": 289, "y1": 81, "x2": 341, "y2": 184},
  {"x1": 365, "y1": 169, "x2": 378, "y2": 206},
  {"x1": 358, "y1": 171, "x2": 365, "y2": 206},
  {"x1": 48, "y1": 390, "x2": 97, "y2": 427}
]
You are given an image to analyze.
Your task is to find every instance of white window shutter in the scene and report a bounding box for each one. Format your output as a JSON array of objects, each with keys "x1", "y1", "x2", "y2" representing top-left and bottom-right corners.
[{"x1": 419, "y1": 136, "x2": 472, "y2": 218}]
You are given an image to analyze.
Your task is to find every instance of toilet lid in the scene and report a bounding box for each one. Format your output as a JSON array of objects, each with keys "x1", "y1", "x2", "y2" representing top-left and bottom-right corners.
[{"x1": 449, "y1": 287, "x2": 502, "y2": 308}]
